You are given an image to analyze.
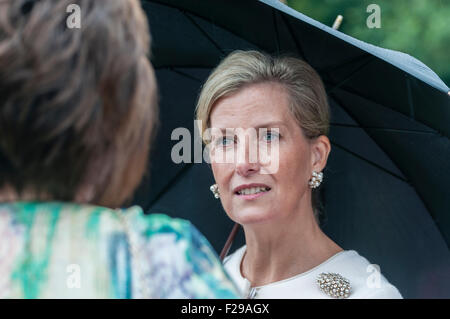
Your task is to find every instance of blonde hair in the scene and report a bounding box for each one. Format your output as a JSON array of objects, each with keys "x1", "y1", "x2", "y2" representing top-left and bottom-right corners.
[
  {"x1": 195, "y1": 50, "x2": 330, "y2": 222},
  {"x1": 195, "y1": 50, "x2": 330, "y2": 141}
]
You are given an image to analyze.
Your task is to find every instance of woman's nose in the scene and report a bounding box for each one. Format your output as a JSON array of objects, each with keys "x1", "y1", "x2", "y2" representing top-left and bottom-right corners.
[
  {"x1": 236, "y1": 153, "x2": 260, "y2": 177},
  {"x1": 236, "y1": 158, "x2": 260, "y2": 177},
  {"x1": 235, "y1": 131, "x2": 260, "y2": 177}
]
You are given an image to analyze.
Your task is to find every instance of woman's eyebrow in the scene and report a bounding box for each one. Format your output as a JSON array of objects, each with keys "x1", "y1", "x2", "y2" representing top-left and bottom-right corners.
[
  {"x1": 212, "y1": 121, "x2": 286, "y2": 131},
  {"x1": 254, "y1": 121, "x2": 286, "y2": 129},
  {"x1": 212, "y1": 128, "x2": 236, "y2": 134}
]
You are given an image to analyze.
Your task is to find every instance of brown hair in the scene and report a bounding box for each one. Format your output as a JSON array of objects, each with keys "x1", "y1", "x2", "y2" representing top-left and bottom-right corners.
[{"x1": 0, "y1": 0, "x2": 158, "y2": 207}]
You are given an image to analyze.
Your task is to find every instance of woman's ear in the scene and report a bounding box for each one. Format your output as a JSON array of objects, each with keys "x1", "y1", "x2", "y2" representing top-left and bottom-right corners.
[{"x1": 311, "y1": 135, "x2": 331, "y2": 171}]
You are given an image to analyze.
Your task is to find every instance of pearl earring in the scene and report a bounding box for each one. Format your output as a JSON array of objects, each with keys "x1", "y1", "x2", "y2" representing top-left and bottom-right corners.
[
  {"x1": 210, "y1": 184, "x2": 220, "y2": 198},
  {"x1": 309, "y1": 170, "x2": 323, "y2": 189}
]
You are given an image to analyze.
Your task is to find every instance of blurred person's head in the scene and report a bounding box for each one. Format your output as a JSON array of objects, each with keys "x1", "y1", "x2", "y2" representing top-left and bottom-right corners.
[
  {"x1": 0, "y1": 0, "x2": 158, "y2": 207},
  {"x1": 196, "y1": 50, "x2": 330, "y2": 226}
]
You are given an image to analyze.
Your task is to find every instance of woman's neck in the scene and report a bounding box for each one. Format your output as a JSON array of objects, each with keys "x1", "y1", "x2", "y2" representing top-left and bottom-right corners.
[
  {"x1": 0, "y1": 184, "x2": 93, "y2": 203},
  {"x1": 240, "y1": 207, "x2": 343, "y2": 287},
  {"x1": 0, "y1": 185, "x2": 53, "y2": 203}
]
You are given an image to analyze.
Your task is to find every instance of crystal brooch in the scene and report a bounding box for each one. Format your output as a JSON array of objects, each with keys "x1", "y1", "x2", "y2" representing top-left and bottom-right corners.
[{"x1": 317, "y1": 272, "x2": 351, "y2": 298}]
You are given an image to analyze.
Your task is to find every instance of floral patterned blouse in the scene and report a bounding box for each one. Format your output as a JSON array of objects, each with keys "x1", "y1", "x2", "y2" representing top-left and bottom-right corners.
[{"x1": 0, "y1": 201, "x2": 240, "y2": 299}]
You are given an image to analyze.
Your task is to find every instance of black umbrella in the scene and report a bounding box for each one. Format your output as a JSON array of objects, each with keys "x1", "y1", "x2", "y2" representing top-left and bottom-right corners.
[{"x1": 132, "y1": 0, "x2": 450, "y2": 298}]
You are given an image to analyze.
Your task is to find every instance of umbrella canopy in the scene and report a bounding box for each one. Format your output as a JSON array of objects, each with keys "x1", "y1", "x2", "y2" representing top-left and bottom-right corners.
[{"x1": 132, "y1": 0, "x2": 450, "y2": 298}]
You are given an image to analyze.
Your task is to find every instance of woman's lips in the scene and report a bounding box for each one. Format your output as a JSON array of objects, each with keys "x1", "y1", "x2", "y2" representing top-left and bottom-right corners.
[
  {"x1": 233, "y1": 184, "x2": 272, "y2": 200},
  {"x1": 236, "y1": 190, "x2": 270, "y2": 200}
]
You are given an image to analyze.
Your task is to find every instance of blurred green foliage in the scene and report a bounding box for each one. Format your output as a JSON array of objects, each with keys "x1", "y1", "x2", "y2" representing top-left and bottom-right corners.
[{"x1": 286, "y1": 0, "x2": 450, "y2": 86}]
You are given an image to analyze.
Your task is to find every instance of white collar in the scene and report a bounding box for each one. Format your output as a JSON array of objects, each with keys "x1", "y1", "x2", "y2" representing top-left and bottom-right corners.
[{"x1": 224, "y1": 245, "x2": 357, "y2": 297}]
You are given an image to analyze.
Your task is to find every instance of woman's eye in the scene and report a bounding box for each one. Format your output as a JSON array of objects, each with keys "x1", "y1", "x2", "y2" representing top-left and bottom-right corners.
[
  {"x1": 218, "y1": 136, "x2": 234, "y2": 146},
  {"x1": 262, "y1": 131, "x2": 279, "y2": 142}
]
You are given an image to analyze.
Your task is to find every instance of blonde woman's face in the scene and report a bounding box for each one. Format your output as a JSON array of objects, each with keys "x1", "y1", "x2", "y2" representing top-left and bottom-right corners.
[{"x1": 209, "y1": 82, "x2": 327, "y2": 225}]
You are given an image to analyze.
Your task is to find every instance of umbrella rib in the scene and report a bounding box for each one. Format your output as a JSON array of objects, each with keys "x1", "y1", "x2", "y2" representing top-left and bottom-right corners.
[
  {"x1": 182, "y1": 11, "x2": 225, "y2": 55},
  {"x1": 329, "y1": 140, "x2": 409, "y2": 183},
  {"x1": 331, "y1": 93, "x2": 450, "y2": 250},
  {"x1": 329, "y1": 93, "x2": 416, "y2": 183},
  {"x1": 169, "y1": 67, "x2": 203, "y2": 83},
  {"x1": 330, "y1": 123, "x2": 437, "y2": 135},
  {"x1": 406, "y1": 75, "x2": 415, "y2": 120},
  {"x1": 145, "y1": 163, "x2": 194, "y2": 211},
  {"x1": 319, "y1": 54, "x2": 373, "y2": 76},
  {"x1": 328, "y1": 85, "x2": 449, "y2": 139},
  {"x1": 272, "y1": 9, "x2": 280, "y2": 54},
  {"x1": 155, "y1": 65, "x2": 214, "y2": 69},
  {"x1": 148, "y1": 0, "x2": 263, "y2": 55},
  {"x1": 326, "y1": 57, "x2": 375, "y2": 94},
  {"x1": 280, "y1": 13, "x2": 308, "y2": 61}
]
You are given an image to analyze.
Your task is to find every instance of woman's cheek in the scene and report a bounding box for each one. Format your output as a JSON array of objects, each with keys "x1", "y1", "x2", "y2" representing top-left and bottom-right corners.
[
  {"x1": 277, "y1": 145, "x2": 305, "y2": 192},
  {"x1": 212, "y1": 163, "x2": 232, "y2": 196}
]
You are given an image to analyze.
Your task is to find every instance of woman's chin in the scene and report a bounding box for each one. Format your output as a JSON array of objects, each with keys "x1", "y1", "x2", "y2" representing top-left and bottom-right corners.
[{"x1": 229, "y1": 209, "x2": 276, "y2": 225}]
